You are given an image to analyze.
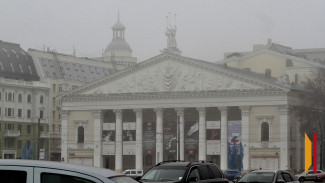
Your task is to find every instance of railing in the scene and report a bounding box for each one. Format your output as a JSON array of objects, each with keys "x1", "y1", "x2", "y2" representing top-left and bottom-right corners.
[{"x1": 5, "y1": 130, "x2": 20, "y2": 137}]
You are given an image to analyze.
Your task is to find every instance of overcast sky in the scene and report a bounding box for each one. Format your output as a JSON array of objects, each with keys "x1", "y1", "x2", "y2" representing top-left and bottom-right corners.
[{"x1": 1, "y1": 0, "x2": 325, "y2": 62}]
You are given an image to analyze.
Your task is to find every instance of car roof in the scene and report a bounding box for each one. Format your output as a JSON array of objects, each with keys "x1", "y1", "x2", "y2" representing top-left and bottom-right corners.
[
  {"x1": 248, "y1": 170, "x2": 289, "y2": 173},
  {"x1": 156, "y1": 161, "x2": 216, "y2": 167},
  {"x1": 0, "y1": 159, "x2": 123, "y2": 178}
]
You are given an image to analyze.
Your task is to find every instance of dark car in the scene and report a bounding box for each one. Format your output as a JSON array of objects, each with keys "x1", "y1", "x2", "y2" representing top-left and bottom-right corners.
[
  {"x1": 236, "y1": 169, "x2": 299, "y2": 183},
  {"x1": 138, "y1": 160, "x2": 228, "y2": 183},
  {"x1": 224, "y1": 170, "x2": 241, "y2": 181}
]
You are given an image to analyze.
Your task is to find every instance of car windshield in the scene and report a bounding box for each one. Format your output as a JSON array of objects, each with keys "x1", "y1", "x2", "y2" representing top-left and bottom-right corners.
[
  {"x1": 110, "y1": 176, "x2": 140, "y2": 183},
  {"x1": 141, "y1": 167, "x2": 186, "y2": 182},
  {"x1": 238, "y1": 172, "x2": 275, "y2": 183}
]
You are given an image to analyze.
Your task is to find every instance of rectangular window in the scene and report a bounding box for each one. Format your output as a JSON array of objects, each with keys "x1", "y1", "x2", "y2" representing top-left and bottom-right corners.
[
  {"x1": 0, "y1": 170, "x2": 27, "y2": 182},
  {"x1": 18, "y1": 140, "x2": 22, "y2": 149},
  {"x1": 27, "y1": 110, "x2": 31, "y2": 118},
  {"x1": 59, "y1": 84, "x2": 63, "y2": 92},
  {"x1": 52, "y1": 124, "x2": 55, "y2": 132},
  {"x1": 18, "y1": 109, "x2": 22, "y2": 117},
  {"x1": 5, "y1": 139, "x2": 14, "y2": 148},
  {"x1": 52, "y1": 84, "x2": 56, "y2": 92},
  {"x1": 40, "y1": 110, "x2": 44, "y2": 119},
  {"x1": 52, "y1": 111, "x2": 55, "y2": 120},
  {"x1": 27, "y1": 125, "x2": 31, "y2": 134},
  {"x1": 52, "y1": 97, "x2": 55, "y2": 107},
  {"x1": 58, "y1": 125, "x2": 61, "y2": 132},
  {"x1": 40, "y1": 125, "x2": 43, "y2": 132},
  {"x1": 18, "y1": 125, "x2": 22, "y2": 133}
]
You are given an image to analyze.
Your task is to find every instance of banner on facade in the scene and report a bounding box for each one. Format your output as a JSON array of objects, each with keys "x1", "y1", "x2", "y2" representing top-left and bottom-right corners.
[
  {"x1": 102, "y1": 123, "x2": 115, "y2": 155},
  {"x1": 164, "y1": 121, "x2": 177, "y2": 154},
  {"x1": 206, "y1": 121, "x2": 221, "y2": 155},
  {"x1": 227, "y1": 120, "x2": 243, "y2": 171},
  {"x1": 123, "y1": 122, "x2": 136, "y2": 155},
  {"x1": 184, "y1": 121, "x2": 198, "y2": 155},
  {"x1": 143, "y1": 122, "x2": 156, "y2": 155}
]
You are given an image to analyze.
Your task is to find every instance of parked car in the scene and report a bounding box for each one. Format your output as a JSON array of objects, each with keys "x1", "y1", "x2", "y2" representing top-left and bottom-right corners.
[
  {"x1": 123, "y1": 169, "x2": 143, "y2": 178},
  {"x1": 0, "y1": 159, "x2": 140, "y2": 183},
  {"x1": 137, "y1": 160, "x2": 228, "y2": 183},
  {"x1": 224, "y1": 170, "x2": 241, "y2": 181},
  {"x1": 296, "y1": 170, "x2": 325, "y2": 182},
  {"x1": 236, "y1": 169, "x2": 299, "y2": 183}
]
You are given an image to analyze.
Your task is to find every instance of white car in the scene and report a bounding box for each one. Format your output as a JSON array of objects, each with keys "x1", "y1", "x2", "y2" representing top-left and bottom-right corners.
[
  {"x1": 122, "y1": 169, "x2": 143, "y2": 178},
  {"x1": 0, "y1": 159, "x2": 140, "y2": 183}
]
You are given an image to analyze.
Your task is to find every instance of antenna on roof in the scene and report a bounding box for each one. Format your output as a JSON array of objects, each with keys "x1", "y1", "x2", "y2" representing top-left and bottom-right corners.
[{"x1": 118, "y1": 9, "x2": 120, "y2": 22}]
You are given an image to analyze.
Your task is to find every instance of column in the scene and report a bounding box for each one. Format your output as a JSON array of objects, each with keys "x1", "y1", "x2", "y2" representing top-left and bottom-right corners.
[
  {"x1": 114, "y1": 109, "x2": 123, "y2": 172},
  {"x1": 134, "y1": 109, "x2": 143, "y2": 170},
  {"x1": 176, "y1": 108, "x2": 184, "y2": 161},
  {"x1": 295, "y1": 114, "x2": 301, "y2": 171},
  {"x1": 197, "y1": 107, "x2": 206, "y2": 161},
  {"x1": 280, "y1": 105, "x2": 290, "y2": 170},
  {"x1": 93, "y1": 110, "x2": 103, "y2": 168},
  {"x1": 155, "y1": 108, "x2": 163, "y2": 164},
  {"x1": 61, "y1": 110, "x2": 69, "y2": 162},
  {"x1": 220, "y1": 107, "x2": 228, "y2": 170},
  {"x1": 240, "y1": 106, "x2": 250, "y2": 171}
]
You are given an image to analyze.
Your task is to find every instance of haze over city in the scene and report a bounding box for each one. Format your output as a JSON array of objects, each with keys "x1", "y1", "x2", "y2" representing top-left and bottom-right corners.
[{"x1": 1, "y1": 0, "x2": 325, "y2": 62}]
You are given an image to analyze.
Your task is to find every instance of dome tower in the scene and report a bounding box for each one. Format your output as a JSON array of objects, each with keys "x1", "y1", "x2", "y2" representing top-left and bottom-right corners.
[{"x1": 103, "y1": 12, "x2": 137, "y2": 66}]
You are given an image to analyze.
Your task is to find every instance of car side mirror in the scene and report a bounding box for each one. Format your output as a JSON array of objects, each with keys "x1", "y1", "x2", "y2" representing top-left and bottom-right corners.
[
  {"x1": 135, "y1": 176, "x2": 142, "y2": 181},
  {"x1": 276, "y1": 179, "x2": 285, "y2": 183},
  {"x1": 188, "y1": 177, "x2": 199, "y2": 182}
]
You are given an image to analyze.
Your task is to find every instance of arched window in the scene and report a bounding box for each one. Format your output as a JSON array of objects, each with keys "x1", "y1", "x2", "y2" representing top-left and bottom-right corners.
[
  {"x1": 27, "y1": 95, "x2": 31, "y2": 103},
  {"x1": 18, "y1": 94, "x2": 22, "y2": 102},
  {"x1": 261, "y1": 122, "x2": 269, "y2": 141},
  {"x1": 78, "y1": 126, "x2": 84, "y2": 143},
  {"x1": 8, "y1": 93, "x2": 12, "y2": 101},
  {"x1": 40, "y1": 95, "x2": 44, "y2": 104}
]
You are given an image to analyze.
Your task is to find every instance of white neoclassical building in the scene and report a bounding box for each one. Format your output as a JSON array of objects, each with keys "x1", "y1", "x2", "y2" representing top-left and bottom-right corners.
[
  {"x1": 59, "y1": 21, "x2": 321, "y2": 172},
  {"x1": 60, "y1": 51, "x2": 305, "y2": 172}
]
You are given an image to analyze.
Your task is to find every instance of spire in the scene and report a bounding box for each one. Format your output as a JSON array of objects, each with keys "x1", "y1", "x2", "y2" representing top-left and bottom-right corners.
[
  {"x1": 118, "y1": 9, "x2": 120, "y2": 22},
  {"x1": 162, "y1": 12, "x2": 181, "y2": 55}
]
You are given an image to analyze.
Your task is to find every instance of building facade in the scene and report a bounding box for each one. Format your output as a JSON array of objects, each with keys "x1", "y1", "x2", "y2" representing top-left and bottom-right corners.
[{"x1": 0, "y1": 40, "x2": 50, "y2": 160}]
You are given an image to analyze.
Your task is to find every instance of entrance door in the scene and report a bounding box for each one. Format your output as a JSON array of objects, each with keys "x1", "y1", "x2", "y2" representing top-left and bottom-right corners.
[
  {"x1": 250, "y1": 157, "x2": 278, "y2": 170},
  {"x1": 4, "y1": 154, "x2": 15, "y2": 159}
]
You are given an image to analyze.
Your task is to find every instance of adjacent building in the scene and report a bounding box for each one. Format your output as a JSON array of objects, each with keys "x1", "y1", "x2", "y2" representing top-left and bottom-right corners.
[
  {"x1": 28, "y1": 14, "x2": 137, "y2": 161},
  {"x1": 0, "y1": 40, "x2": 50, "y2": 160}
]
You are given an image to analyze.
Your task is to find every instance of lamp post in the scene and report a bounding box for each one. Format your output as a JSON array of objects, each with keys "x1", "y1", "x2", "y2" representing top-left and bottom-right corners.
[
  {"x1": 38, "y1": 117, "x2": 40, "y2": 160},
  {"x1": 177, "y1": 114, "x2": 180, "y2": 160}
]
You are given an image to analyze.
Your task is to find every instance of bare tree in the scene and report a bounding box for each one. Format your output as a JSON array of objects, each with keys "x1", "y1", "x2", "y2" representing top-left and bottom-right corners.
[{"x1": 298, "y1": 68, "x2": 325, "y2": 170}]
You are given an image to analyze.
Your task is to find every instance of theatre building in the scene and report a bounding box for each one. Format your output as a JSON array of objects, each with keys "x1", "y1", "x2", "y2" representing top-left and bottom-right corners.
[{"x1": 60, "y1": 50, "x2": 309, "y2": 173}]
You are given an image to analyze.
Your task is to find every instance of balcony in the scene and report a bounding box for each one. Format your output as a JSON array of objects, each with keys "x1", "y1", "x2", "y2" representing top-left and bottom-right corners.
[
  {"x1": 5, "y1": 130, "x2": 21, "y2": 137},
  {"x1": 40, "y1": 132, "x2": 50, "y2": 138}
]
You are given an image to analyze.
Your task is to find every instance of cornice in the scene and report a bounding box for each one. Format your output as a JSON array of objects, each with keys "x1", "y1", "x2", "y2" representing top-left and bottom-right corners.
[{"x1": 62, "y1": 89, "x2": 287, "y2": 102}]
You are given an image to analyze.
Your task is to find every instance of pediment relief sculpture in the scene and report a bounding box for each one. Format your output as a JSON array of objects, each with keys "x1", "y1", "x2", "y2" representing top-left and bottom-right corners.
[{"x1": 84, "y1": 60, "x2": 263, "y2": 95}]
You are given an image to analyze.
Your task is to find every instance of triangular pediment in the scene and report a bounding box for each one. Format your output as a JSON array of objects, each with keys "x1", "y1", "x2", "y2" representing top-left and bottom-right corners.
[{"x1": 69, "y1": 53, "x2": 287, "y2": 96}]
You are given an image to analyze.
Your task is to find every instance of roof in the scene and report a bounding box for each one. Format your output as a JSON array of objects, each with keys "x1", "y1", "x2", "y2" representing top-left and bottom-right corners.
[
  {"x1": 0, "y1": 159, "x2": 122, "y2": 178},
  {"x1": 106, "y1": 38, "x2": 132, "y2": 52},
  {"x1": 0, "y1": 40, "x2": 39, "y2": 81},
  {"x1": 112, "y1": 21, "x2": 126, "y2": 30}
]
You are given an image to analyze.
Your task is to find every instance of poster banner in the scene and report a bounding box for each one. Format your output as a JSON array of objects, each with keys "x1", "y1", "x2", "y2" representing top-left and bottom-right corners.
[
  {"x1": 184, "y1": 121, "x2": 199, "y2": 155},
  {"x1": 164, "y1": 121, "x2": 177, "y2": 154},
  {"x1": 206, "y1": 121, "x2": 221, "y2": 155},
  {"x1": 227, "y1": 120, "x2": 243, "y2": 171},
  {"x1": 123, "y1": 122, "x2": 136, "y2": 155},
  {"x1": 143, "y1": 122, "x2": 156, "y2": 155},
  {"x1": 102, "y1": 123, "x2": 115, "y2": 155}
]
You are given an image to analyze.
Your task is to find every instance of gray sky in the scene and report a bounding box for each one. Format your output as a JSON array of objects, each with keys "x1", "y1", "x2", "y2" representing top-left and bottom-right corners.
[{"x1": 1, "y1": 0, "x2": 325, "y2": 62}]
